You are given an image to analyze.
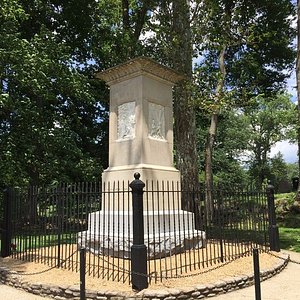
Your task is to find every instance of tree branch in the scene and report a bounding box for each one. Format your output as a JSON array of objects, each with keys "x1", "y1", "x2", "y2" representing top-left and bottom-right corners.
[
  {"x1": 133, "y1": 0, "x2": 154, "y2": 42},
  {"x1": 122, "y1": 0, "x2": 130, "y2": 30}
]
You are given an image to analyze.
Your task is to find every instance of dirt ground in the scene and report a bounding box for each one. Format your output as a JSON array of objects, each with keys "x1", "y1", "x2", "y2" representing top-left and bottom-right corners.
[{"x1": 0, "y1": 247, "x2": 281, "y2": 292}]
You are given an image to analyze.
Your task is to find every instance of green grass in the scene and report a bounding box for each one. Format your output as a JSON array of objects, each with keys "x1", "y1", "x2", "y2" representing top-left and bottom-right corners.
[
  {"x1": 274, "y1": 192, "x2": 300, "y2": 253},
  {"x1": 279, "y1": 227, "x2": 300, "y2": 252},
  {"x1": 11, "y1": 233, "x2": 76, "y2": 252},
  {"x1": 275, "y1": 192, "x2": 295, "y2": 202}
]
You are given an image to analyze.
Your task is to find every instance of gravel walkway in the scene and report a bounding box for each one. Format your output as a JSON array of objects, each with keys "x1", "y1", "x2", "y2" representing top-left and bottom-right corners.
[{"x1": 0, "y1": 250, "x2": 299, "y2": 299}]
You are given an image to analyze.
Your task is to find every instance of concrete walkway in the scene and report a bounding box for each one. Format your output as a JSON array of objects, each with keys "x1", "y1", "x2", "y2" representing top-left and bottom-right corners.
[
  {"x1": 214, "y1": 250, "x2": 300, "y2": 300},
  {"x1": 0, "y1": 250, "x2": 299, "y2": 299},
  {"x1": 0, "y1": 283, "x2": 49, "y2": 299}
]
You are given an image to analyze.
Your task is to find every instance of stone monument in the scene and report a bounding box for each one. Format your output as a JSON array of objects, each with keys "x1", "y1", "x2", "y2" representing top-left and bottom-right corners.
[
  {"x1": 99, "y1": 57, "x2": 182, "y2": 188},
  {"x1": 78, "y1": 57, "x2": 205, "y2": 258}
]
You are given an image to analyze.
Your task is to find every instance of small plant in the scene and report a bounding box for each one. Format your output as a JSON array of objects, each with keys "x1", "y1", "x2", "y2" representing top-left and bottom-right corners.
[
  {"x1": 275, "y1": 192, "x2": 295, "y2": 206},
  {"x1": 275, "y1": 192, "x2": 300, "y2": 228}
]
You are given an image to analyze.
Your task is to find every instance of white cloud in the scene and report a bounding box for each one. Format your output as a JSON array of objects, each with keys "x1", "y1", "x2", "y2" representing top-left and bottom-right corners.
[{"x1": 270, "y1": 141, "x2": 298, "y2": 163}]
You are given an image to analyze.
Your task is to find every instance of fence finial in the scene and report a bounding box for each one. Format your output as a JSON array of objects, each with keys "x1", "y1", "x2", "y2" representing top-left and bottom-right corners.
[
  {"x1": 267, "y1": 180, "x2": 274, "y2": 189},
  {"x1": 130, "y1": 173, "x2": 145, "y2": 192}
]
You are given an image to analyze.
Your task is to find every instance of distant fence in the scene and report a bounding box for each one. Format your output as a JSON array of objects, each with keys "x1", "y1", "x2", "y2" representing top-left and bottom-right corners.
[{"x1": 1, "y1": 176, "x2": 276, "y2": 286}]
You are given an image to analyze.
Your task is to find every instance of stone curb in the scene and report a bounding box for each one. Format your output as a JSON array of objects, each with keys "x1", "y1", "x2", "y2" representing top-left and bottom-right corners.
[{"x1": 0, "y1": 253, "x2": 289, "y2": 300}]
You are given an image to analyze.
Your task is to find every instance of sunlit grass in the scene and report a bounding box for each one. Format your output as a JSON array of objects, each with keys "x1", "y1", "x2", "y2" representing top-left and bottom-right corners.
[{"x1": 279, "y1": 227, "x2": 300, "y2": 253}]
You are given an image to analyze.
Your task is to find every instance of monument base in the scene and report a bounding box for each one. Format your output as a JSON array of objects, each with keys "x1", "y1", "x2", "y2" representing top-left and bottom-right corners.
[
  {"x1": 78, "y1": 210, "x2": 206, "y2": 259},
  {"x1": 101, "y1": 164, "x2": 182, "y2": 211},
  {"x1": 102, "y1": 164, "x2": 181, "y2": 187}
]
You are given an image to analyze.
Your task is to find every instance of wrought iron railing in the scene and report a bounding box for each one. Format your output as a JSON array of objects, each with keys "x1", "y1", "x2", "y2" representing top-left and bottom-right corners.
[{"x1": 1, "y1": 177, "x2": 272, "y2": 285}]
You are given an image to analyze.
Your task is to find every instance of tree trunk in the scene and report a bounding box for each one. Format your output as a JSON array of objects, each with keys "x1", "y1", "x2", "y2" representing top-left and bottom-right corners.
[
  {"x1": 204, "y1": 45, "x2": 226, "y2": 219},
  {"x1": 121, "y1": 0, "x2": 153, "y2": 58},
  {"x1": 171, "y1": 0, "x2": 200, "y2": 197},
  {"x1": 205, "y1": 113, "x2": 218, "y2": 216},
  {"x1": 296, "y1": 0, "x2": 300, "y2": 201},
  {"x1": 122, "y1": 0, "x2": 130, "y2": 30}
]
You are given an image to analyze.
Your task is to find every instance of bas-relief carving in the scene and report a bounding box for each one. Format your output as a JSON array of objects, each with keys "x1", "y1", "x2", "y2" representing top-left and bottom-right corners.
[
  {"x1": 149, "y1": 102, "x2": 165, "y2": 140},
  {"x1": 117, "y1": 102, "x2": 135, "y2": 140}
]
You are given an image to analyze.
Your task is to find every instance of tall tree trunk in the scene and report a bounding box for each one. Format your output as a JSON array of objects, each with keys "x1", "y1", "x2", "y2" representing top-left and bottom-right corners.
[
  {"x1": 296, "y1": 0, "x2": 300, "y2": 201},
  {"x1": 205, "y1": 45, "x2": 226, "y2": 219},
  {"x1": 122, "y1": 0, "x2": 130, "y2": 30},
  {"x1": 171, "y1": 0, "x2": 200, "y2": 196},
  {"x1": 121, "y1": 0, "x2": 154, "y2": 58}
]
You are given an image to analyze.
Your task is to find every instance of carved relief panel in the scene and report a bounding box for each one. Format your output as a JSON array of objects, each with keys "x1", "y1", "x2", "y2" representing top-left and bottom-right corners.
[
  {"x1": 117, "y1": 101, "x2": 135, "y2": 140},
  {"x1": 148, "y1": 102, "x2": 165, "y2": 140}
]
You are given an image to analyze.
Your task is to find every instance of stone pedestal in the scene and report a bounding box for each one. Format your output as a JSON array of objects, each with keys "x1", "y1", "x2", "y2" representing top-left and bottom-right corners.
[
  {"x1": 98, "y1": 57, "x2": 182, "y2": 191},
  {"x1": 78, "y1": 57, "x2": 205, "y2": 257},
  {"x1": 78, "y1": 210, "x2": 205, "y2": 259}
]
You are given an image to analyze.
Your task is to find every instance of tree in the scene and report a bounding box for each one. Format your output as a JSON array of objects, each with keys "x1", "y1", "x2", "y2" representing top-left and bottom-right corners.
[
  {"x1": 0, "y1": 0, "x2": 165, "y2": 187},
  {"x1": 145, "y1": 1, "x2": 201, "y2": 192},
  {"x1": 243, "y1": 94, "x2": 296, "y2": 186},
  {"x1": 0, "y1": 0, "x2": 109, "y2": 186},
  {"x1": 269, "y1": 152, "x2": 289, "y2": 192},
  {"x1": 194, "y1": 0, "x2": 295, "y2": 205},
  {"x1": 197, "y1": 109, "x2": 250, "y2": 186},
  {"x1": 171, "y1": 1, "x2": 200, "y2": 191}
]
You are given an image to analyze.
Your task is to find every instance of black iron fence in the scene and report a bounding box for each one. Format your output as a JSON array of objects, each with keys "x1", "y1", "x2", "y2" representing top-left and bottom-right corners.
[{"x1": 0, "y1": 176, "x2": 277, "y2": 287}]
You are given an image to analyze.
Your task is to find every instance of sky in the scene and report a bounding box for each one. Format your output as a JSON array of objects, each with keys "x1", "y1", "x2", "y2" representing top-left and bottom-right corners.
[{"x1": 270, "y1": 140, "x2": 298, "y2": 164}]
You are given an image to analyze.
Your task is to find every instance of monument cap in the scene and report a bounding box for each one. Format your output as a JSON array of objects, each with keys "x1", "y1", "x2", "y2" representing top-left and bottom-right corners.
[{"x1": 96, "y1": 56, "x2": 186, "y2": 86}]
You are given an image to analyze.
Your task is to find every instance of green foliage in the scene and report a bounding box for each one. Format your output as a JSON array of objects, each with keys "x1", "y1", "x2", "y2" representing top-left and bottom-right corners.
[
  {"x1": 287, "y1": 163, "x2": 299, "y2": 179},
  {"x1": 275, "y1": 192, "x2": 300, "y2": 230},
  {"x1": 194, "y1": 0, "x2": 296, "y2": 109},
  {"x1": 0, "y1": 0, "x2": 110, "y2": 187},
  {"x1": 275, "y1": 192, "x2": 300, "y2": 252},
  {"x1": 196, "y1": 92, "x2": 296, "y2": 187},
  {"x1": 197, "y1": 109, "x2": 250, "y2": 186},
  {"x1": 192, "y1": 0, "x2": 296, "y2": 189},
  {"x1": 275, "y1": 192, "x2": 296, "y2": 213},
  {"x1": 268, "y1": 156, "x2": 299, "y2": 193},
  {"x1": 0, "y1": 0, "x2": 297, "y2": 191},
  {"x1": 244, "y1": 94, "x2": 296, "y2": 186}
]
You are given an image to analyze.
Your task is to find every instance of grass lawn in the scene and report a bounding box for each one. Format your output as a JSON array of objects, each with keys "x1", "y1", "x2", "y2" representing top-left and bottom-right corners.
[
  {"x1": 279, "y1": 227, "x2": 300, "y2": 252},
  {"x1": 275, "y1": 192, "x2": 300, "y2": 253}
]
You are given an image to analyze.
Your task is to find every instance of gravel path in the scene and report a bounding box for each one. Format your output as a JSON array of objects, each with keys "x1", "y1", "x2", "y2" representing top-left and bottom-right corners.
[{"x1": 0, "y1": 250, "x2": 299, "y2": 299}]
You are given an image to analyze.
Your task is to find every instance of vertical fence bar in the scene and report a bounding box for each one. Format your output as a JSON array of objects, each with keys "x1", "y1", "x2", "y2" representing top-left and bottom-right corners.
[
  {"x1": 1, "y1": 188, "x2": 13, "y2": 257},
  {"x1": 253, "y1": 248, "x2": 262, "y2": 300},
  {"x1": 57, "y1": 185, "x2": 63, "y2": 268},
  {"x1": 12, "y1": 188, "x2": 19, "y2": 260},
  {"x1": 266, "y1": 183, "x2": 280, "y2": 252},
  {"x1": 262, "y1": 189, "x2": 269, "y2": 249},
  {"x1": 80, "y1": 247, "x2": 86, "y2": 300},
  {"x1": 129, "y1": 173, "x2": 148, "y2": 291},
  {"x1": 156, "y1": 181, "x2": 163, "y2": 281},
  {"x1": 217, "y1": 188, "x2": 224, "y2": 263}
]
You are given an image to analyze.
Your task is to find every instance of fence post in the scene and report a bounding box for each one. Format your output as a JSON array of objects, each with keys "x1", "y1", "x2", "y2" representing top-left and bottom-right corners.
[
  {"x1": 253, "y1": 248, "x2": 262, "y2": 300},
  {"x1": 266, "y1": 182, "x2": 280, "y2": 252},
  {"x1": 129, "y1": 173, "x2": 148, "y2": 291},
  {"x1": 80, "y1": 247, "x2": 86, "y2": 300},
  {"x1": 1, "y1": 188, "x2": 13, "y2": 258}
]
